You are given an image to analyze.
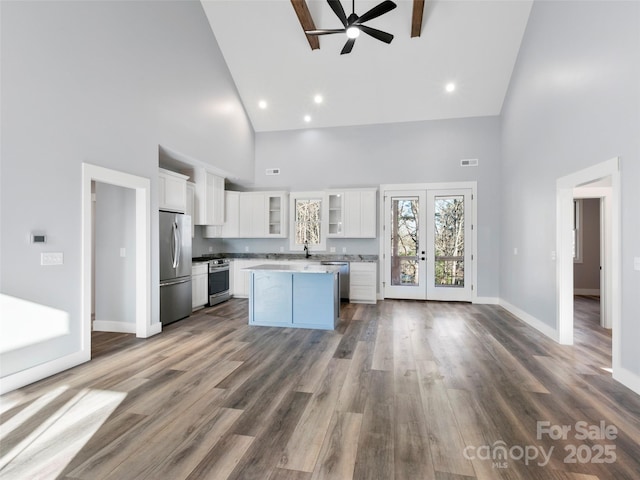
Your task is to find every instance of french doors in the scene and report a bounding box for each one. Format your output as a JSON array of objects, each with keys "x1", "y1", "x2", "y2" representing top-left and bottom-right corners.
[{"x1": 384, "y1": 188, "x2": 473, "y2": 302}]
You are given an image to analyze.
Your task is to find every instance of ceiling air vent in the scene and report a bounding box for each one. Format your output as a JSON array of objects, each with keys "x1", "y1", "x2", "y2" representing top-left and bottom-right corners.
[
  {"x1": 265, "y1": 168, "x2": 280, "y2": 176},
  {"x1": 460, "y1": 158, "x2": 479, "y2": 167}
]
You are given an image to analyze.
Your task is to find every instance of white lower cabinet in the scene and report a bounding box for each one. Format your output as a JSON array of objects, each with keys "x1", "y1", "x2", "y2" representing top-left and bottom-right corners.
[
  {"x1": 233, "y1": 259, "x2": 278, "y2": 298},
  {"x1": 349, "y1": 262, "x2": 377, "y2": 304},
  {"x1": 192, "y1": 263, "x2": 209, "y2": 310}
]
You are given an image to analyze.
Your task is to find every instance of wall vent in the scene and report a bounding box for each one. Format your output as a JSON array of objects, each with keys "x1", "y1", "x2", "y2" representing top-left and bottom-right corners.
[
  {"x1": 265, "y1": 168, "x2": 281, "y2": 176},
  {"x1": 460, "y1": 158, "x2": 479, "y2": 167}
]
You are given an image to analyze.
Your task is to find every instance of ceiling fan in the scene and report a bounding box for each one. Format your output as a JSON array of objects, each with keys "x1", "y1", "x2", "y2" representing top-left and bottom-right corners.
[{"x1": 305, "y1": 0, "x2": 397, "y2": 55}]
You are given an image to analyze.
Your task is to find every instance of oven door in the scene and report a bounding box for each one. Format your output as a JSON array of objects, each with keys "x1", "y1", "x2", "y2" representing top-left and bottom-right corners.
[{"x1": 208, "y1": 265, "x2": 230, "y2": 306}]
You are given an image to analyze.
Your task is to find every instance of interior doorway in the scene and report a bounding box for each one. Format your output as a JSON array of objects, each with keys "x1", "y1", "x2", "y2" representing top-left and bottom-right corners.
[
  {"x1": 81, "y1": 163, "x2": 154, "y2": 361},
  {"x1": 556, "y1": 158, "x2": 620, "y2": 374}
]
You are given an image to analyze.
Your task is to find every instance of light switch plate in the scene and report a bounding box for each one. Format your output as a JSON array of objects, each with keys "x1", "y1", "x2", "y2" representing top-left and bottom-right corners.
[
  {"x1": 634, "y1": 257, "x2": 640, "y2": 271},
  {"x1": 41, "y1": 252, "x2": 63, "y2": 266}
]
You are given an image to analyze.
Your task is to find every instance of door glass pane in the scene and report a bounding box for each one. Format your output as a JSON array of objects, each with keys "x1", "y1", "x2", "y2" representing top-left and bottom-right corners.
[
  {"x1": 434, "y1": 195, "x2": 464, "y2": 287},
  {"x1": 391, "y1": 198, "x2": 419, "y2": 286}
]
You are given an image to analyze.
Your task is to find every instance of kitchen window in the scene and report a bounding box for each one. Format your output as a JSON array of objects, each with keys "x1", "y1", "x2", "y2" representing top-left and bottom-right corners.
[{"x1": 289, "y1": 192, "x2": 327, "y2": 251}]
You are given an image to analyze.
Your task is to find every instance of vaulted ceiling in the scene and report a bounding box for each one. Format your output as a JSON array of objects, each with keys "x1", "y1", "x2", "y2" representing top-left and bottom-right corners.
[{"x1": 201, "y1": 0, "x2": 533, "y2": 132}]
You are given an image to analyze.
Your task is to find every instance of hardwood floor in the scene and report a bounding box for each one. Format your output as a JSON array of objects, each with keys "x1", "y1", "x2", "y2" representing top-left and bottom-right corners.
[{"x1": 1, "y1": 297, "x2": 639, "y2": 479}]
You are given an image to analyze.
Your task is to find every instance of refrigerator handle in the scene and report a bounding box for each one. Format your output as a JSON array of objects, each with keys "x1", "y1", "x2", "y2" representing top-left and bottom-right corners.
[
  {"x1": 172, "y1": 221, "x2": 179, "y2": 269},
  {"x1": 175, "y1": 222, "x2": 181, "y2": 269}
]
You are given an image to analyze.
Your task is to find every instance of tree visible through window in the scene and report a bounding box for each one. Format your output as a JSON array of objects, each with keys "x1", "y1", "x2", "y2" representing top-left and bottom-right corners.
[
  {"x1": 295, "y1": 198, "x2": 321, "y2": 246},
  {"x1": 434, "y1": 196, "x2": 465, "y2": 287}
]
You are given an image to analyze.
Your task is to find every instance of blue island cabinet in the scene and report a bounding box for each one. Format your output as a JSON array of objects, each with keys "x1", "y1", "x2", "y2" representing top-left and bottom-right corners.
[{"x1": 248, "y1": 265, "x2": 340, "y2": 330}]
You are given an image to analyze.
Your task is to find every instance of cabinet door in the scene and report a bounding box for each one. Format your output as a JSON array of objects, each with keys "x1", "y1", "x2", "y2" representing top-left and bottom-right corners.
[
  {"x1": 222, "y1": 191, "x2": 240, "y2": 237},
  {"x1": 266, "y1": 194, "x2": 286, "y2": 237},
  {"x1": 186, "y1": 182, "x2": 195, "y2": 237},
  {"x1": 239, "y1": 193, "x2": 266, "y2": 237},
  {"x1": 327, "y1": 193, "x2": 344, "y2": 237},
  {"x1": 343, "y1": 190, "x2": 377, "y2": 238},
  {"x1": 159, "y1": 170, "x2": 187, "y2": 213},
  {"x1": 359, "y1": 190, "x2": 377, "y2": 237},
  {"x1": 205, "y1": 191, "x2": 239, "y2": 238},
  {"x1": 205, "y1": 172, "x2": 225, "y2": 225},
  {"x1": 349, "y1": 262, "x2": 377, "y2": 304}
]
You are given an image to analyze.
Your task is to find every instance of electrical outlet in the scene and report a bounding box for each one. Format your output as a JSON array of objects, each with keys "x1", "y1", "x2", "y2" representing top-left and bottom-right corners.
[
  {"x1": 342, "y1": 247, "x2": 347, "y2": 253},
  {"x1": 245, "y1": 246, "x2": 249, "y2": 252},
  {"x1": 551, "y1": 250, "x2": 556, "y2": 261},
  {"x1": 209, "y1": 246, "x2": 213, "y2": 252},
  {"x1": 41, "y1": 252, "x2": 63, "y2": 266},
  {"x1": 513, "y1": 247, "x2": 518, "y2": 255},
  {"x1": 634, "y1": 257, "x2": 640, "y2": 271},
  {"x1": 330, "y1": 247, "x2": 336, "y2": 253},
  {"x1": 280, "y1": 246, "x2": 284, "y2": 252},
  {"x1": 120, "y1": 248, "x2": 126, "y2": 258}
]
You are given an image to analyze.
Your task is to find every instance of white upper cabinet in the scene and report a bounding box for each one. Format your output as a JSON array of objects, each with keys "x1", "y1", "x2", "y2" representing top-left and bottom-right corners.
[
  {"x1": 239, "y1": 192, "x2": 267, "y2": 237},
  {"x1": 328, "y1": 193, "x2": 343, "y2": 237},
  {"x1": 238, "y1": 191, "x2": 288, "y2": 238},
  {"x1": 186, "y1": 181, "x2": 195, "y2": 237},
  {"x1": 158, "y1": 168, "x2": 188, "y2": 213},
  {"x1": 205, "y1": 190, "x2": 240, "y2": 238},
  {"x1": 266, "y1": 193, "x2": 287, "y2": 237},
  {"x1": 328, "y1": 188, "x2": 377, "y2": 238},
  {"x1": 192, "y1": 167, "x2": 225, "y2": 226}
]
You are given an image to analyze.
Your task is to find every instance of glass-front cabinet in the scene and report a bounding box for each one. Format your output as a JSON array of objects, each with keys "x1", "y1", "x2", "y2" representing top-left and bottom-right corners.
[{"x1": 328, "y1": 193, "x2": 343, "y2": 237}]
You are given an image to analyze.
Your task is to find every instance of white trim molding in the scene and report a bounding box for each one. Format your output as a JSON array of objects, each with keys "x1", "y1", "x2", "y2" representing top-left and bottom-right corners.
[
  {"x1": 0, "y1": 351, "x2": 89, "y2": 395},
  {"x1": 93, "y1": 320, "x2": 137, "y2": 334},
  {"x1": 499, "y1": 299, "x2": 559, "y2": 343}
]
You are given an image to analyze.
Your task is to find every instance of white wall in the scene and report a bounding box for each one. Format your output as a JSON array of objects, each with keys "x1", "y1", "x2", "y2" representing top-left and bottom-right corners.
[
  {"x1": 254, "y1": 116, "x2": 502, "y2": 298},
  {"x1": 0, "y1": 1, "x2": 254, "y2": 378},
  {"x1": 500, "y1": 2, "x2": 640, "y2": 373},
  {"x1": 95, "y1": 182, "x2": 136, "y2": 326}
]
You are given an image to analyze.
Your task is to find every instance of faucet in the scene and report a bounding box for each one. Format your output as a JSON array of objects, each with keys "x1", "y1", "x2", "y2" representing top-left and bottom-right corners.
[{"x1": 304, "y1": 241, "x2": 311, "y2": 258}]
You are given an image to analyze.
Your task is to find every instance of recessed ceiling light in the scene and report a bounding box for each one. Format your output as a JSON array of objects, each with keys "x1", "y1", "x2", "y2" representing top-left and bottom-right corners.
[
  {"x1": 258, "y1": 100, "x2": 268, "y2": 109},
  {"x1": 445, "y1": 83, "x2": 456, "y2": 93},
  {"x1": 304, "y1": 115, "x2": 311, "y2": 123},
  {"x1": 314, "y1": 94, "x2": 323, "y2": 104}
]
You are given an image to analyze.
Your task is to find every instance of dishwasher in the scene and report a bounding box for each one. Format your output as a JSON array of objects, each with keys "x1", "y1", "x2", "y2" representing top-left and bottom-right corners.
[{"x1": 320, "y1": 261, "x2": 350, "y2": 301}]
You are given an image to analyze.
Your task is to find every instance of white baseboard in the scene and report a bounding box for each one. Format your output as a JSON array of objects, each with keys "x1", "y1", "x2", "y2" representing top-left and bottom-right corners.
[
  {"x1": 574, "y1": 288, "x2": 600, "y2": 296},
  {"x1": 93, "y1": 320, "x2": 136, "y2": 334},
  {"x1": 613, "y1": 366, "x2": 640, "y2": 396},
  {"x1": 0, "y1": 350, "x2": 90, "y2": 395},
  {"x1": 474, "y1": 296, "x2": 499, "y2": 305},
  {"x1": 498, "y1": 299, "x2": 559, "y2": 342}
]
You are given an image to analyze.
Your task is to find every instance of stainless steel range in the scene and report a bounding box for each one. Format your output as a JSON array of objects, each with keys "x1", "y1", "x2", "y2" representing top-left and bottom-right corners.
[{"x1": 208, "y1": 259, "x2": 230, "y2": 306}]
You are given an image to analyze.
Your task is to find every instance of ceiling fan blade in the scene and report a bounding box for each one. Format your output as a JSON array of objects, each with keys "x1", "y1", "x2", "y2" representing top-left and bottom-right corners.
[
  {"x1": 359, "y1": 24, "x2": 394, "y2": 44},
  {"x1": 356, "y1": 0, "x2": 397, "y2": 24},
  {"x1": 328, "y1": 0, "x2": 348, "y2": 27},
  {"x1": 305, "y1": 29, "x2": 345, "y2": 36},
  {"x1": 340, "y1": 38, "x2": 356, "y2": 55}
]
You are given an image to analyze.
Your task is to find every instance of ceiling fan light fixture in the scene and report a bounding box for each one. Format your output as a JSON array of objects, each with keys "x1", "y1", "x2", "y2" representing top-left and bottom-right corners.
[{"x1": 346, "y1": 26, "x2": 360, "y2": 39}]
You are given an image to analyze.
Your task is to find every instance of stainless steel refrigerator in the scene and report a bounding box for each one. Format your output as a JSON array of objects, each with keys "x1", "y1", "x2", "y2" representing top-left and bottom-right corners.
[{"x1": 159, "y1": 211, "x2": 192, "y2": 325}]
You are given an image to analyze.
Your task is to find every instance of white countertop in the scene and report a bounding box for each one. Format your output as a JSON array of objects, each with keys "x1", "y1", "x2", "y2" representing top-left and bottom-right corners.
[{"x1": 244, "y1": 263, "x2": 341, "y2": 274}]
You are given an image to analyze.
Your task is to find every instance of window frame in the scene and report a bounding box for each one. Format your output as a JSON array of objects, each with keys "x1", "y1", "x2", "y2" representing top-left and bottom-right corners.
[{"x1": 289, "y1": 191, "x2": 328, "y2": 252}]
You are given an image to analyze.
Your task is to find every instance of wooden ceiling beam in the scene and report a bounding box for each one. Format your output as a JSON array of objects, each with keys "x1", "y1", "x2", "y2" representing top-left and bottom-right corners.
[
  {"x1": 291, "y1": 0, "x2": 320, "y2": 50},
  {"x1": 411, "y1": 0, "x2": 425, "y2": 38}
]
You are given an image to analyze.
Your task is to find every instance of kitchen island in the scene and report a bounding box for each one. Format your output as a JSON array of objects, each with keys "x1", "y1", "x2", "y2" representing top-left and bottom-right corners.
[{"x1": 245, "y1": 263, "x2": 340, "y2": 330}]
